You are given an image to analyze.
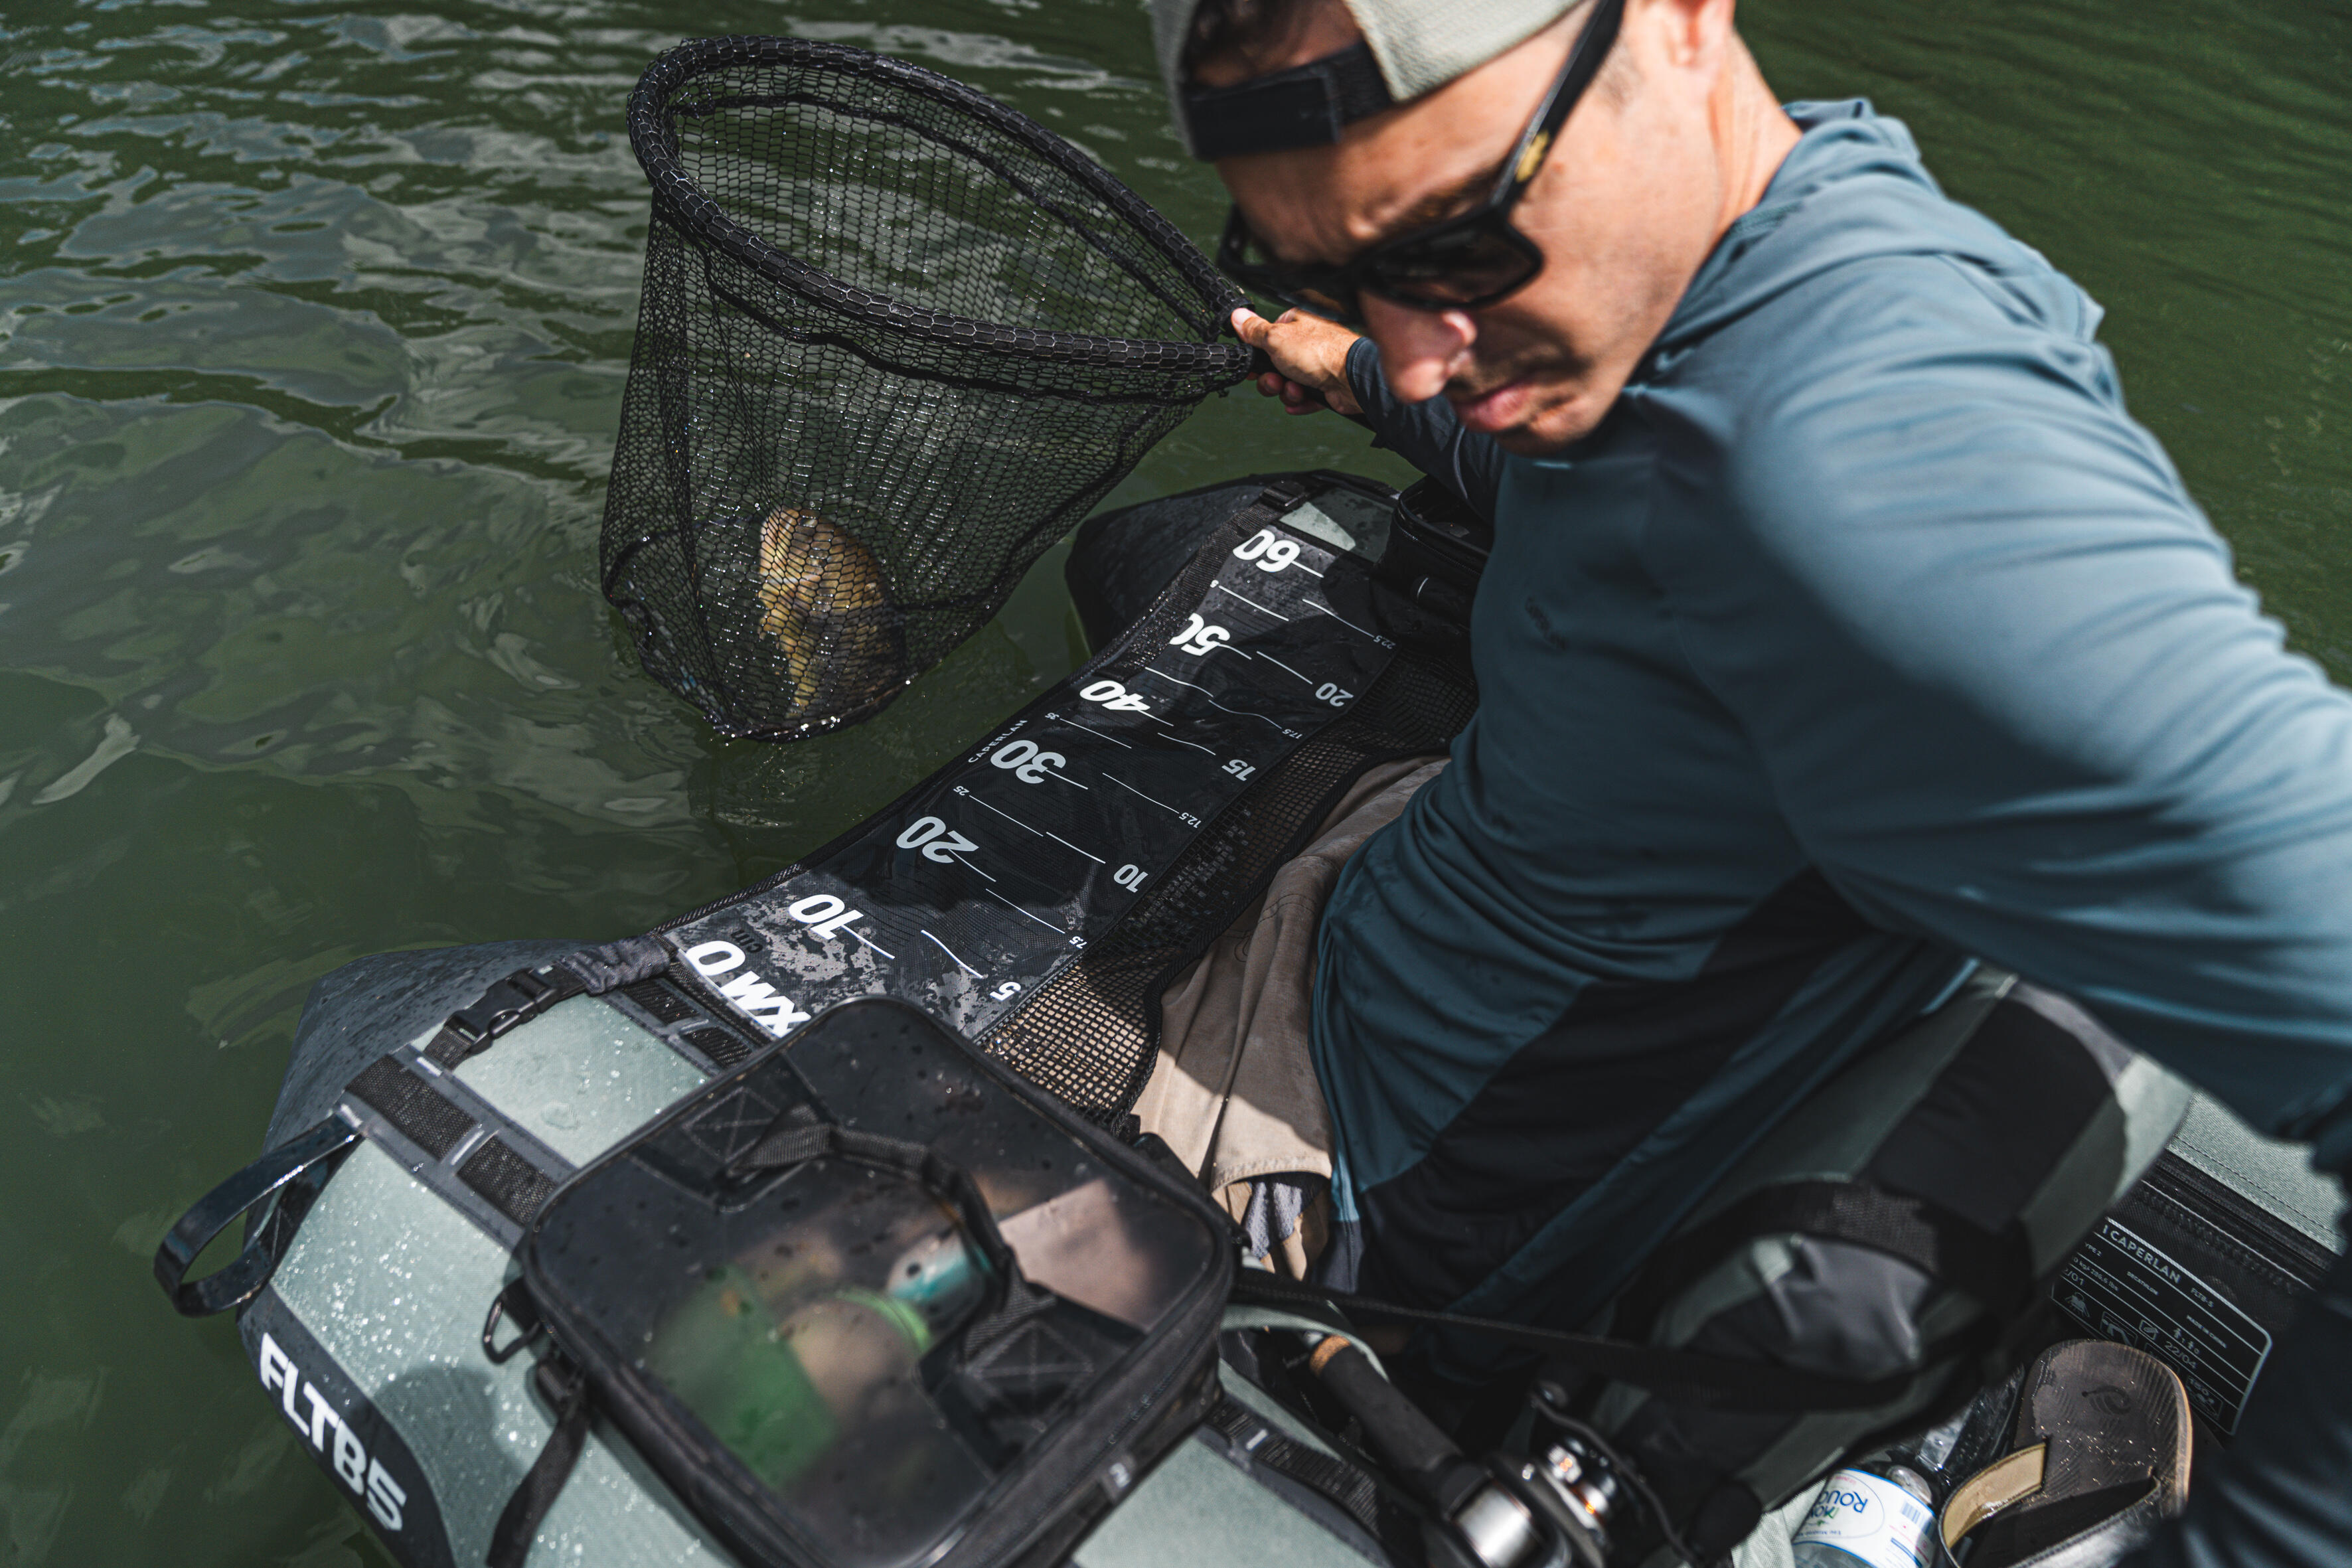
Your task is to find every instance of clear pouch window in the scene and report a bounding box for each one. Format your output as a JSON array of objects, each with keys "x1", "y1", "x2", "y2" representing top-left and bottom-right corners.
[{"x1": 520, "y1": 998, "x2": 1227, "y2": 1568}]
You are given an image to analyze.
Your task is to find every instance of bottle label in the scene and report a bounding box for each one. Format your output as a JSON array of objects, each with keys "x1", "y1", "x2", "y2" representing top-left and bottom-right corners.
[{"x1": 1793, "y1": 1469, "x2": 1937, "y2": 1568}]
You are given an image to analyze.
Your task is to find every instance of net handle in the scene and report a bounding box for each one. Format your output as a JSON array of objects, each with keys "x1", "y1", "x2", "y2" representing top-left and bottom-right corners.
[{"x1": 627, "y1": 35, "x2": 1255, "y2": 380}]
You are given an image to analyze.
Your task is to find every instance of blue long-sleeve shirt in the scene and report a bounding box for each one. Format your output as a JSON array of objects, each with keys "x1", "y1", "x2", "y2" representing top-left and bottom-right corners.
[{"x1": 1313, "y1": 100, "x2": 2352, "y2": 1566}]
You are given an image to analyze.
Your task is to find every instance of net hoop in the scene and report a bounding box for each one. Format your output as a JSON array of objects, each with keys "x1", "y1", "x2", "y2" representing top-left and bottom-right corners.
[{"x1": 626, "y1": 35, "x2": 1253, "y2": 377}]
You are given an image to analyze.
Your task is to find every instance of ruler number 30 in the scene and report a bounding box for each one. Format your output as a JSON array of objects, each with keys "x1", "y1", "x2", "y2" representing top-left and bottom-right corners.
[{"x1": 989, "y1": 740, "x2": 1066, "y2": 783}]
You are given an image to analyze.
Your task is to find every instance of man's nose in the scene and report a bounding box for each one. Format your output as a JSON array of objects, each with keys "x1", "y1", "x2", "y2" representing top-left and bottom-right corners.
[{"x1": 1362, "y1": 297, "x2": 1476, "y2": 403}]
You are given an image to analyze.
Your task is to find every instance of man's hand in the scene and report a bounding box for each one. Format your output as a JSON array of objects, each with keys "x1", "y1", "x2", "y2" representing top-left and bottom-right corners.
[{"x1": 1231, "y1": 307, "x2": 1365, "y2": 418}]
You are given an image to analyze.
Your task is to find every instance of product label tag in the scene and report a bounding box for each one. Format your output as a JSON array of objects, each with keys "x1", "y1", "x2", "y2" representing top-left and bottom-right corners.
[
  {"x1": 1793, "y1": 1469, "x2": 1936, "y2": 1568},
  {"x1": 2054, "y1": 1215, "x2": 2274, "y2": 1435}
]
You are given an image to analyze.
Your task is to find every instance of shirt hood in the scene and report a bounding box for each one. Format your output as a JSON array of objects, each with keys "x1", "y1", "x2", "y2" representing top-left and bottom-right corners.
[{"x1": 1654, "y1": 99, "x2": 2103, "y2": 354}]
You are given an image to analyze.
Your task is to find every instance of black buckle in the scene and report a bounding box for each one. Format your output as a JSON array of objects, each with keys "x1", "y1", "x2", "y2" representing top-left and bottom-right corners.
[{"x1": 430, "y1": 965, "x2": 583, "y2": 1067}]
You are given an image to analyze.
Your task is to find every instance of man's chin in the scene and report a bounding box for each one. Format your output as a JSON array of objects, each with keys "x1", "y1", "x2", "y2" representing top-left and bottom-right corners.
[{"x1": 1450, "y1": 375, "x2": 1601, "y2": 455}]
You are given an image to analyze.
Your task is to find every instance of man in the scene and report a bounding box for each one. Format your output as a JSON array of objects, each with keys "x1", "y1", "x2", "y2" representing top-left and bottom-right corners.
[{"x1": 1137, "y1": 0, "x2": 2352, "y2": 1563}]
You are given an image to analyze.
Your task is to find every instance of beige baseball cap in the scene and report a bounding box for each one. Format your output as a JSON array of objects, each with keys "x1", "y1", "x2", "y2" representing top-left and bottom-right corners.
[{"x1": 1153, "y1": 0, "x2": 1590, "y2": 158}]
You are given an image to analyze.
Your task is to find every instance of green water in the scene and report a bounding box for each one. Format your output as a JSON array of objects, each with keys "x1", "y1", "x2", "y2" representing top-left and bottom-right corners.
[{"x1": 0, "y1": 1, "x2": 2345, "y2": 1562}]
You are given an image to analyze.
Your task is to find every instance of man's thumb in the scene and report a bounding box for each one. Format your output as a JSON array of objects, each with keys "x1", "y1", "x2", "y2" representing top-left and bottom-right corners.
[{"x1": 1230, "y1": 306, "x2": 1269, "y2": 347}]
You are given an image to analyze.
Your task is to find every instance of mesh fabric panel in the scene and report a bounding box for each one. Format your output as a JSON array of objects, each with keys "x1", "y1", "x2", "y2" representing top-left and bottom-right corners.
[
  {"x1": 604, "y1": 37, "x2": 1254, "y2": 739},
  {"x1": 457, "y1": 1138, "x2": 561, "y2": 1226},
  {"x1": 346, "y1": 1057, "x2": 475, "y2": 1160},
  {"x1": 620, "y1": 977, "x2": 698, "y2": 1024},
  {"x1": 980, "y1": 647, "x2": 1477, "y2": 1124}
]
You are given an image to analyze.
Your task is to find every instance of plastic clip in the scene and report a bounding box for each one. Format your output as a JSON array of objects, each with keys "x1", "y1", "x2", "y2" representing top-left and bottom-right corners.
[{"x1": 428, "y1": 965, "x2": 583, "y2": 1067}]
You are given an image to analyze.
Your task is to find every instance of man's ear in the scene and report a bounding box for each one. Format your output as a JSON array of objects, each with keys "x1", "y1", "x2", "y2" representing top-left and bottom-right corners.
[{"x1": 1634, "y1": 0, "x2": 1740, "y2": 73}]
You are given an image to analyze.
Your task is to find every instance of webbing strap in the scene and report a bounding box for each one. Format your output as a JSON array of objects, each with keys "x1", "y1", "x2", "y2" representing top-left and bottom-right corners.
[
  {"x1": 1202, "y1": 1394, "x2": 1403, "y2": 1550},
  {"x1": 1229, "y1": 1273, "x2": 1996, "y2": 1413},
  {"x1": 487, "y1": 1355, "x2": 593, "y2": 1568},
  {"x1": 156, "y1": 941, "x2": 678, "y2": 1315}
]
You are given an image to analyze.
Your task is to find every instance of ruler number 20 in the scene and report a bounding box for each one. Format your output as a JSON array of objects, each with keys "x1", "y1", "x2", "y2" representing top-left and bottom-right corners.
[{"x1": 897, "y1": 815, "x2": 980, "y2": 864}]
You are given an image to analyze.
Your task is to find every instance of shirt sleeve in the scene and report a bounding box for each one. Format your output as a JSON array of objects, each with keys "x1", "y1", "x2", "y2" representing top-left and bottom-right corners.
[
  {"x1": 1344, "y1": 336, "x2": 1506, "y2": 517},
  {"x1": 1645, "y1": 260, "x2": 2352, "y2": 1568}
]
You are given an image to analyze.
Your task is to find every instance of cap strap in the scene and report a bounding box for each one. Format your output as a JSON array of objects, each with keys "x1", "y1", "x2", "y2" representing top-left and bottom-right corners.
[{"x1": 1183, "y1": 41, "x2": 1395, "y2": 160}]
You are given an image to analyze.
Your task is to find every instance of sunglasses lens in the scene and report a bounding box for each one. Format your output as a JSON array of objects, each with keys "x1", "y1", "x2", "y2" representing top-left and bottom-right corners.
[
  {"x1": 1220, "y1": 217, "x2": 1362, "y2": 322},
  {"x1": 1369, "y1": 224, "x2": 1537, "y2": 307}
]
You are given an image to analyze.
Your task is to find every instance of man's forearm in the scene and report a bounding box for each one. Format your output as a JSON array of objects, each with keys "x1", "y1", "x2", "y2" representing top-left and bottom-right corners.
[{"x1": 1343, "y1": 337, "x2": 1506, "y2": 518}]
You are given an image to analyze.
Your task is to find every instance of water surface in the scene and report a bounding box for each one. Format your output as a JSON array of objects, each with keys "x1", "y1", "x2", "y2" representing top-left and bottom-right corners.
[{"x1": 1, "y1": 1, "x2": 2346, "y2": 1562}]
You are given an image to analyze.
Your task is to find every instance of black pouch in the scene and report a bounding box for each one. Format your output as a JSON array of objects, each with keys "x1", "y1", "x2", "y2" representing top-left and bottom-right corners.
[{"x1": 499, "y1": 996, "x2": 1234, "y2": 1568}]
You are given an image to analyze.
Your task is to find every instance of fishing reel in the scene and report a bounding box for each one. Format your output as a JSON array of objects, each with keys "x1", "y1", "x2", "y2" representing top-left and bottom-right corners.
[
  {"x1": 1285, "y1": 1332, "x2": 1662, "y2": 1568},
  {"x1": 1428, "y1": 1403, "x2": 1637, "y2": 1568}
]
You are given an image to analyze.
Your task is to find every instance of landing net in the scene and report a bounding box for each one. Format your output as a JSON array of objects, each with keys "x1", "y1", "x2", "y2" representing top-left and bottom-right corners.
[{"x1": 603, "y1": 37, "x2": 1255, "y2": 738}]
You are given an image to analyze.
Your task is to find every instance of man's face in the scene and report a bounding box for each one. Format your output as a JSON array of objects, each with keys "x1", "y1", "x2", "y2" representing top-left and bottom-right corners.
[{"x1": 1212, "y1": 0, "x2": 1741, "y2": 455}]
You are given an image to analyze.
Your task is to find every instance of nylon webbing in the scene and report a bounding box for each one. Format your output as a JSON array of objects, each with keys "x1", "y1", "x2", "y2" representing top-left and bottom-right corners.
[{"x1": 1202, "y1": 1393, "x2": 1409, "y2": 1553}]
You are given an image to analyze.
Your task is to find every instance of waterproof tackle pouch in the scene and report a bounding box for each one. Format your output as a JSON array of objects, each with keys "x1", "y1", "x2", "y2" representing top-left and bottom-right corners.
[{"x1": 511, "y1": 996, "x2": 1233, "y2": 1568}]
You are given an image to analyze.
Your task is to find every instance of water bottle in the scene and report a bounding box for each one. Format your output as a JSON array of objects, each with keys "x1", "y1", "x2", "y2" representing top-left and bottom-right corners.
[{"x1": 1791, "y1": 1464, "x2": 1938, "y2": 1568}]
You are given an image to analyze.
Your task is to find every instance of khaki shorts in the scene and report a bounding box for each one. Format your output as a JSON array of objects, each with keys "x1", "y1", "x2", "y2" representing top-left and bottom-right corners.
[{"x1": 1131, "y1": 755, "x2": 1447, "y2": 1278}]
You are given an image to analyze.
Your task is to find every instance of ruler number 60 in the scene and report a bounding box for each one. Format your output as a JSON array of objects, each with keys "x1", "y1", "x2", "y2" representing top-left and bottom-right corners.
[{"x1": 1233, "y1": 528, "x2": 1302, "y2": 573}]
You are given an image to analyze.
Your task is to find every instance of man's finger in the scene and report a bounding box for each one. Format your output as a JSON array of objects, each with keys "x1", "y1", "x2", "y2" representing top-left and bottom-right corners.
[{"x1": 1231, "y1": 307, "x2": 1270, "y2": 347}]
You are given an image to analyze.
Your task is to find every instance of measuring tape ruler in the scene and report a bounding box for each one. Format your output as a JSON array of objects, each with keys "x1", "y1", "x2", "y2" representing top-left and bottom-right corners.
[{"x1": 659, "y1": 483, "x2": 1453, "y2": 1107}]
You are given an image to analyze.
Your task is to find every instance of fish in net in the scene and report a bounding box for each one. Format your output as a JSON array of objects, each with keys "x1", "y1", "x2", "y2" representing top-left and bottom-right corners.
[{"x1": 601, "y1": 36, "x2": 1257, "y2": 740}]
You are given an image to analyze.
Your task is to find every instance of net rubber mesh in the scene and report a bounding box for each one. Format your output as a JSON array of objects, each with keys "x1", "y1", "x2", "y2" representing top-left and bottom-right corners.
[{"x1": 603, "y1": 37, "x2": 1255, "y2": 739}]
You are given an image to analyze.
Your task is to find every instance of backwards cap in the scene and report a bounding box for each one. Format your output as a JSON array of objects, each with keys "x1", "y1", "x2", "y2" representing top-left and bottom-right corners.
[{"x1": 1152, "y1": 0, "x2": 1588, "y2": 159}]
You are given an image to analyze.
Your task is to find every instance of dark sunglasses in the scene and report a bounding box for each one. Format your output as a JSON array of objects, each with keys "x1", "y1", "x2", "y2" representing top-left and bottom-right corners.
[{"x1": 1215, "y1": 0, "x2": 1624, "y2": 327}]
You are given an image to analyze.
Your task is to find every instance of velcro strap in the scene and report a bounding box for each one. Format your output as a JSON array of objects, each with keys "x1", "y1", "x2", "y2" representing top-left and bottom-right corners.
[{"x1": 340, "y1": 1048, "x2": 576, "y2": 1248}]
